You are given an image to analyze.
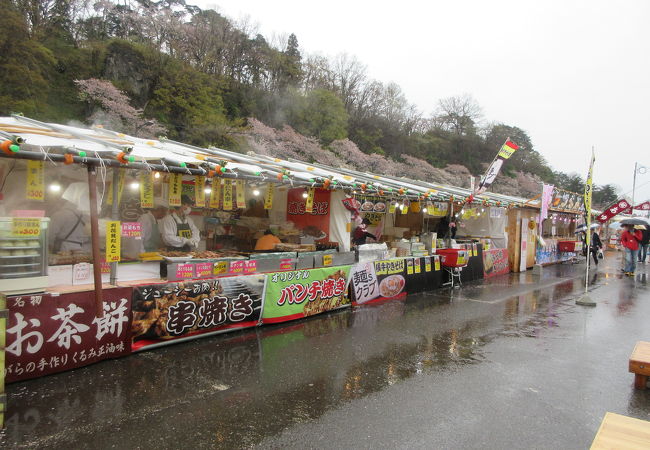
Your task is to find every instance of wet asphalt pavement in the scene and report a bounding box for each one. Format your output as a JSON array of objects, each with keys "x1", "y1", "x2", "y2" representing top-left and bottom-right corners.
[{"x1": 2, "y1": 252, "x2": 650, "y2": 449}]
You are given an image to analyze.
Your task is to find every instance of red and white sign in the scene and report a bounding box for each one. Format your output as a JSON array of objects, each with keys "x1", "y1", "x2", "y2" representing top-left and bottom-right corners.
[
  {"x1": 634, "y1": 201, "x2": 650, "y2": 211},
  {"x1": 597, "y1": 199, "x2": 631, "y2": 223},
  {"x1": 5, "y1": 288, "x2": 133, "y2": 383},
  {"x1": 287, "y1": 188, "x2": 331, "y2": 242},
  {"x1": 121, "y1": 222, "x2": 142, "y2": 238}
]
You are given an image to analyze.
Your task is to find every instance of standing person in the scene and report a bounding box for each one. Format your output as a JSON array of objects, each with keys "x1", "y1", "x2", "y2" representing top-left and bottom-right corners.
[
  {"x1": 638, "y1": 226, "x2": 650, "y2": 264},
  {"x1": 138, "y1": 204, "x2": 167, "y2": 252},
  {"x1": 159, "y1": 195, "x2": 200, "y2": 252},
  {"x1": 589, "y1": 228, "x2": 603, "y2": 266},
  {"x1": 49, "y1": 182, "x2": 91, "y2": 253},
  {"x1": 352, "y1": 218, "x2": 376, "y2": 246},
  {"x1": 620, "y1": 224, "x2": 642, "y2": 276}
]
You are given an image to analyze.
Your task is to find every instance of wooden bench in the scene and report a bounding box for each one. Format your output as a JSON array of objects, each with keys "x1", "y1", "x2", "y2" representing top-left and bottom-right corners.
[
  {"x1": 591, "y1": 412, "x2": 650, "y2": 449},
  {"x1": 629, "y1": 341, "x2": 650, "y2": 389}
]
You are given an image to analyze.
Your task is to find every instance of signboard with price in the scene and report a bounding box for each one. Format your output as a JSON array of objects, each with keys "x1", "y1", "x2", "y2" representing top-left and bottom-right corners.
[
  {"x1": 26, "y1": 160, "x2": 44, "y2": 201},
  {"x1": 11, "y1": 218, "x2": 41, "y2": 237}
]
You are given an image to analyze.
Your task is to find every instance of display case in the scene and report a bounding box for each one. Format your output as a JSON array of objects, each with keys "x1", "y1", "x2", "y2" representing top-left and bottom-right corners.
[{"x1": 0, "y1": 217, "x2": 49, "y2": 294}]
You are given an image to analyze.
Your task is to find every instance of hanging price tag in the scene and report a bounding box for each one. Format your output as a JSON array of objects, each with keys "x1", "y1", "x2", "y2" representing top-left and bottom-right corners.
[
  {"x1": 434, "y1": 257, "x2": 441, "y2": 271},
  {"x1": 11, "y1": 218, "x2": 41, "y2": 237},
  {"x1": 223, "y1": 182, "x2": 233, "y2": 210},
  {"x1": 264, "y1": 183, "x2": 274, "y2": 210},
  {"x1": 389, "y1": 202, "x2": 396, "y2": 214},
  {"x1": 235, "y1": 180, "x2": 246, "y2": 209},
  {"x1": 168, "y1": 173, "x2": 182, "y2": 207},
  {"x1": 209, "y1": 179, "x2": 221, "y2": 209},
  {"x1": 401, "y1": 204, "x2": 408, "y2": 215},
  {"x1": 140, "y1": 172, "x2": 154, "y2": 209},
  {"x1": 107, "y1": 170, "x2": 126, "y2": 206},
  {"x1": 424, "y1": 257, "x2": 432, "y2": 272},
  {"x1": 213, "y1": 260, "x2": 229, "y2": 275},
  {"x1": 414, "y1": 258, "x2": 421, "y2": 273},
  {"x1": 195, "y1": 176, "x2": 205, "y2": 207},
  {"x1": 26, "y1": 160, "x2": 44, "y2": 201},
  {"x1": 305, "y1": 188, "x2": 315, "y2": 213},
  {"x1": 105, "y1": 221, "x2": 121, "y2": 262}
]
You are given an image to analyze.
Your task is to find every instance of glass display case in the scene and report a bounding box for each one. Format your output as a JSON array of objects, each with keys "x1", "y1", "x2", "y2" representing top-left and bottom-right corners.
[{"x1": 0, "y1": 217, "x2": 49, "y2": 294}]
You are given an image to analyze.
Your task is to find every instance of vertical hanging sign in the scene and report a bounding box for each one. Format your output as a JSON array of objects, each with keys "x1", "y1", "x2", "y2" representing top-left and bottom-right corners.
[
  {"x1": 26, "y1": 160, "x2": 45, "y2": 201},
  {"x1": 195, "y1": 176, "x2": 206, "y2": 207},
  {"x1": 209, "y1": 179, "x2": 221, "y2": 209},
  {"x1": 140, "y1": 172, "x2": 154, "y2": 209},
  {"x1": 264, "y1": 183, "x2": 274, "y2": 210},
  {"x1": 223, "y1": 181, "x2": 233, "y2": 210},
  {"x1": 235, "y1": 180, "x2": 246, "y2": 209},
  {"x1": 168, "y1": 173, "x2": 182, "y2": 207},
  {"x1": 106, "y1": 221, "x2": 121, "y2": 262},
  {"x1": 305, "y1": 188, "x2": 315, "y2": 213},
  {"x1": 107, "y1": 170, "x2": 126, "y2": 205}
]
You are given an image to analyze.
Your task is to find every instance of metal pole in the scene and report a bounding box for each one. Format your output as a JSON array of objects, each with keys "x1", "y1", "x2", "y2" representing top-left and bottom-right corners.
[
  {"x1": 109, "y1": 169, "x2": 120, "y2": 285},
  {"x1": 87, "y1": 165, "x2": 104, "y2": 318},
  {"x1": 631, "y1": 162, "x2": 637, "y2": 216}
]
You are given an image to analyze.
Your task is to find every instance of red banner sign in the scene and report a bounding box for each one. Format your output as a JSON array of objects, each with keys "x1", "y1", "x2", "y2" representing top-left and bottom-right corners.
[
  {"x1": 5, "y1": 288, "x2": 133, "y2": 383},
  {"x1": 634, "y1": 201, "x2": 650, "y2": 211},
  {"x1": 597, "y1": 199, "x2": 631, "y2": 223},
  {"x1": 287, "y1": 188, "x2": 331, "y2": 242}
]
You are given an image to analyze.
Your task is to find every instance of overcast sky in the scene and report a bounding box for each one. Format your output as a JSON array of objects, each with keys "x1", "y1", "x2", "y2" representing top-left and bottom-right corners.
[{"x1": 195, "y1": 0, "x2": 650, "y2": 203}]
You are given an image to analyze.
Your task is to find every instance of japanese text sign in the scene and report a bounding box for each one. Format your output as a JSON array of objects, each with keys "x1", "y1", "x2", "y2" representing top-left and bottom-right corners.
[
  {"x1": 11, "y1": 218, "x2": 41, "y2": 237},
  {"x1": 140, "y1": 172, "x2": 154, "y2": 209},
  {"x1": 235, "y1": 180, "x2": 246, "y2": 209},
  {"x1": 597, "y1": 199, "x2": 631, "y2": 223},
  {"x1": 121, "y1": 222, "x2": 141, "y2": 239},
  {"x1": 106, "y1": 221, "x2": 121, "y2": 262},
  {"x1": 168, "y1": 173, "x2": 182, "y2": 207},
  {"x1": 264, "y1": 183, "x2": 274, "y2": 210},
  {"x1": 223, "y1": 182, "x2": 233, "y2": 210},
  {"x1": 209, "y1": 180, "x2": 221, "y2": 209},
  {"x1": 262, "y1": 266, "x2": 351, "y2": 323},
  {"x1": 195, "y1": 176, "x2": 206, "y2": 207},
  {"x1": 305, "y1": 188, "x2": 315, "y2": 213},
  {"x1": 350, "y1": 261, "x2": 379, "y2": 304},
  {"x1": 26, "y1": 160, "x2": 44, "y2": 201},
  {"x1": 107, "y1": 169, "x2": 125, "y2": 206},
  {"x1": 5, "y1": 288, "x2": 132, "y2": 383}
]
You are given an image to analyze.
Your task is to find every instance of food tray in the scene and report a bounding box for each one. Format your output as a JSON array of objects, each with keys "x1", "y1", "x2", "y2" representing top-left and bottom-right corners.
[{"x1": 163, "y1": 256, "x2": 194, "y2": 262}]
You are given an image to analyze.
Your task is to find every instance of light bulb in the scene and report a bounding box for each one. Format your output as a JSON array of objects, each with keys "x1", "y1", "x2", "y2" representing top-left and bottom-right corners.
[
  {"x1": 154, "y1": 172, "x2": 160, "y2": 179},
  {"x1": 481, "y1": 208, "x2": 485, "y2": 212},
  {"x1": 253, "y1": 189, "x2": 260, "y2": 196},
  {"x1": 130, "y1": 182, "x2": 139, "y2": 190},
  {"x1": 422, "y1": 207, "x2": 428, "y2": 213},
  {"x1": 204, "y1": 188, "x2": 212, "y2": 194},
  {"x1": 302, "y1": 192, "x2": 308, "y2": 198},
  {"x1": 49, "y1": 183, "x2": 61, "y2": 192}
]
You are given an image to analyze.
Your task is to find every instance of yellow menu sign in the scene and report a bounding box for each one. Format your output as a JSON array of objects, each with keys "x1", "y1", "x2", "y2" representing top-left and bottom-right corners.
[
  {"x1": 107, "y1": 170, "x2": 126, "y2": 205},
  {"x1": 323, "y1": 254, "x2": 333, "y2": 266},
  {"x1": 223, "y1": 182, "x2": 233, "y2": 210},
  {"x1": 209, "y1": 180, "x2": 221, "y2": 209},
  {"x1": 11, "y1": 218, "x2": 41, "y2": 237},
  {"x1": 195, "y1": 176, "x2": 206, "y2": 207},
  {"x1": 264, "y1": 183, "x2": 274, "y2": 210},
  {"x1": 235, "y1": 180, "x2": 246, "y2": 209},
  {"x1": 26, "y1": 160, "x2": 44, "y2": 201},
  {"x1": 168, "y1": 173, "x2": 182, "y2": 207},
  {"x1": 140, "y1": 172, "x2": 154, "y2": 209},
  {"x1": 106, "y1": 221, "x2": 121, "y2": 262},
  {"x1": 305, "y1": 188, "x2": 315, "y2": 213}
]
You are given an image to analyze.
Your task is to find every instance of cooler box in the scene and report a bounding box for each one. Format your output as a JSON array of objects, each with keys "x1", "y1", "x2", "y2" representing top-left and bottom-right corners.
[
  {"x1": 436, "y1": 249, "x2": 469, "y2": 268},
  {"x1": 558, "y1": 240, "x2": 582, "y2": 252}
]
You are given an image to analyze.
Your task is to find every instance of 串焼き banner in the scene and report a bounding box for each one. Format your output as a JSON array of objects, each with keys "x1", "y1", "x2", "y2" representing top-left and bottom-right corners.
[
  {"x1": 262, "y1": 266, "x2": 351, "y2": 323},
  {"x1": 131, "y1": 275, "x2": 266, "y2": 351},
  {"x1": 5, "y1": 287, "x2": 133, "y2": 383}
]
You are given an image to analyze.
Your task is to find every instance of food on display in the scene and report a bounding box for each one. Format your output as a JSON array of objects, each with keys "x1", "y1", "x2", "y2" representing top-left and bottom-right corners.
[
  {"x1": 361, "y1": 201, "x2": 374, "y2": 211},
  {"x1": 373, "y1": 202, "x2": 386, "y2": 212},
  {"x1": 379, "y1": 274, "x2": 405, "y2": 298},
  {"x1": 302, "y1": 269, "x2": 348, "y2": 317}
]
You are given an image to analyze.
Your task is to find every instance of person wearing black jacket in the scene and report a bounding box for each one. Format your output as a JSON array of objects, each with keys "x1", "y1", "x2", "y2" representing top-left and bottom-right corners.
[
  {"x1": 352, "y1": 218, "x2": 376, "y2": 246},
  {"x1": 589, "y1": 230, "x2": 603, "y2": 266},
  {"x1": 638, "y1": 227, "x2": 650, "y2": 263}
]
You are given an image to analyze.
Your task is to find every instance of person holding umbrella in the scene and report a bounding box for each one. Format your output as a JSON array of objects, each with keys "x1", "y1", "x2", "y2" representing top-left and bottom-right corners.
[
  {"x1": 638, "y1": 226, "x2": 650, "y2": 264},
  {"x1": 620, "y1": 222, "x2": 643, "y2": 276}
]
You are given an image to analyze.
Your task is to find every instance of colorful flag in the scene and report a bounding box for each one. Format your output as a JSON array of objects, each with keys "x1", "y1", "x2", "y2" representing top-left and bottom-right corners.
[
  {"x1": 497, "y1": 140, "x2": 519, "y2": 159},
  {"x1": 584, "y1": 149, "x2": 595, "y2": 247},
  {"x1": 475, "y1": 138, "x2": 518, "y2": 194},
  {"x1": 596, "y1": 199, "x2": 630, "y2": 224}
]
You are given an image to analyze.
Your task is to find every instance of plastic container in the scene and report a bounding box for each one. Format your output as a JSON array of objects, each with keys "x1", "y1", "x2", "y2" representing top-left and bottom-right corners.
[{"x1": 436, "y1": 249, "x2": 469, "y2": 267}]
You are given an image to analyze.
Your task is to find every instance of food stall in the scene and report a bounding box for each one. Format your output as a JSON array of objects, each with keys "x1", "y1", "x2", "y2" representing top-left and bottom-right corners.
[
  {"x1": 536, "y1": 188, "x2": 583, "y2": 266},
  {"x1": 0, "y1": 115, "x2": 526, "y2": 388}
]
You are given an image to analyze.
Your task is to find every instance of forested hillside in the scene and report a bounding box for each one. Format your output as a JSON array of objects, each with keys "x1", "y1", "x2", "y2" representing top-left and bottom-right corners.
[{"x1": 0, "y1": 0, "x2": 617, "y2": 206}]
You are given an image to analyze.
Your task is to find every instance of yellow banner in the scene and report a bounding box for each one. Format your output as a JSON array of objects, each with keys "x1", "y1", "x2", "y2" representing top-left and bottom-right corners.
[
  {"x1": 106, "y1": 221, "x2": 121, "y2": 262},
  {"x1": 11, "y1": 218, "x2": 41, "y2": 237},
  {"x1": 389, "y1": 202, "x2": 396, "y2": 214},
  {"x1": 209, "y1": 180, "x2": 221, "y2": 209},
  {"x1": 401, "y1": 204, "x2": 408, "y2": 215},
  {"x1": 168, "y1": 173, "x2": 182, "y2": 207},
  {"x1": 305, "y1": 188, "x2": 315, "y2": 213},
  {"x1": 235, "y1": 180, "x2": 246, "y2": 209},
  {"x1": 26, "y1": 160, "x2": 44, "y2": 201},
  {"x1": 195, "y1": 176, "x2": 206, "y2": 207},
  {"x1": 374, "y1": 259, "x2": 405, "y2": 275},
  {"x1": 223, "y1": 182, "x2": 233, "y2": 210},
  {"x1": 498, "y1": 144, "x2": 517, "y2": 159},
  {"x1": 140, "y1": 172, "x2": 154, "y2": 209},
  {"x1": 107, "y1": 170, "x2": 126, "y2": 206},
  {"x1": 264, "y1": 183, "x2": 274, "y2": 210}
]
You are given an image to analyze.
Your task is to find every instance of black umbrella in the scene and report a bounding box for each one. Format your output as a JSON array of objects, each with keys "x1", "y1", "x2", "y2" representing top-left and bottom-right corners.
[{"x1": 619, "y1": 218, "x2": 649, "y2": 226}]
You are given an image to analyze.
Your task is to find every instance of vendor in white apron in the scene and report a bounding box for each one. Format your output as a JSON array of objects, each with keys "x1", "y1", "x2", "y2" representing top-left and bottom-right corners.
[
  {"x1": 138, "y1": 203, "x2": 167, "y2": 252},
  {"x1": 159, "y1": 195, "x2": 200, "y2": 252},
  {"x1": 49, "y1": 182, "x2": 92, "y2": 253}
]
